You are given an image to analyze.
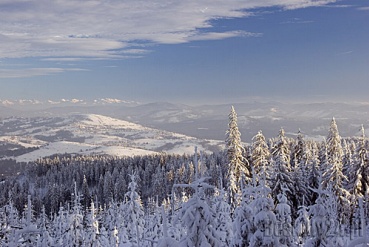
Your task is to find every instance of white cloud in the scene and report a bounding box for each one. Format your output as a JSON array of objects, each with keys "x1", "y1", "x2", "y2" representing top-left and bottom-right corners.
[
  {"x1": 280, "y1": 18, "x2": 315, "y2": 24},
  {"x1": 189, "y1": 31, "x2": 262, "y2": 41},
  {"x1": 337, "y1": 50, "x2": 353, "y2": 55},
  {"x1": 281, "y1": 0, "x2": 337, "y2": 10},
  {"x1": 122, "y1": 49, "x2": 152, "y2": 55},
  {"x1": 357, "y1": 6, "x2": 369, "y2": 11},
  {"x1": 0, "y1": 68, "x2": 87, "y2": 78},
  {"x1": 0, "y1": 0, "x2": 337, "y2": 60}
]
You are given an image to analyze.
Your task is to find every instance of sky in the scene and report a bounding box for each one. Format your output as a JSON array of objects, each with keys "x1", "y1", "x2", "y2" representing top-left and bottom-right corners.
[{"x1": 0, "y1": 0, "x2": 368, "y2": 104}]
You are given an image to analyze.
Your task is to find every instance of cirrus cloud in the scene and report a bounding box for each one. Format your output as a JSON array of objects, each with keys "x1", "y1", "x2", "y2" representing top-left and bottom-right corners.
[
  {"x1": 0, "y1": 68, "x2": 87, "y2": 78},
  {"x1": 0, "y1": 0, "x2": 338, "y2": 61}
]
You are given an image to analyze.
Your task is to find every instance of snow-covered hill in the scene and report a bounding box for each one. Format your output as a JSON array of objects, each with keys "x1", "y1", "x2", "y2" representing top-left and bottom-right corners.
[
  {"x1": 0, "y1": 114, "x2": 223, "y2": 162},
  {"x1": 1, "y1": 98, "x2": 368, "y2": 141}
]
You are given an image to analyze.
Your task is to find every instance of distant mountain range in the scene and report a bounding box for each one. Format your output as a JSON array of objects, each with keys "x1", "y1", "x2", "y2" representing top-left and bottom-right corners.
[
  {"x1": 1, "y1": 98, "x2": 368, "y2": 149},
  {"x1": 0, "y1": 113, "x2": 223, "y2": 163}
]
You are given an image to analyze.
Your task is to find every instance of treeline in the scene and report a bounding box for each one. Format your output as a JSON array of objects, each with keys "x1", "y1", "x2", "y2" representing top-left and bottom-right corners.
[{"x1": 0, "y1": 111, "x2": 368, "y2": 246}]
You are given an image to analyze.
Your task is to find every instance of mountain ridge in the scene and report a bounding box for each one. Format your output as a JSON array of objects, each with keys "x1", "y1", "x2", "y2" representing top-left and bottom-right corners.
[
  {"x1": 0, "y1": 113, "x2": 224, "y2": 163},
  {"x1": 1, "y1": 99, "x2": 368, "y2": 141}
]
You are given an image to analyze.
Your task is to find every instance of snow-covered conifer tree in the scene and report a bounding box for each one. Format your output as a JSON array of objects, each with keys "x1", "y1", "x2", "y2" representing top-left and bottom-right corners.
[
  {"x1": 251, "y1": 130, "x2": 271, "y2": 179},
  {"x1": 294, "y1": 204, "x2": 310, "y2": 246},
  {"x1": 81, "y1": 175, "x2": 91, "y2": 211},
  {"x1": 348, "y1": 125, "x2": 369, "y2": 200},
  {"x1": 157, "y1": 206, "x2": 179, "y2": 247},
  {"x1": 226, "y1": 106, "x2": 250, "y2": 210},
  {"x1": 52, "y1": 205, "x2": 68, "y2": 246},
  {"x1": 103, "y1": 171, "x2": 114, "y2": 205},
  {"x1": 275, "y1": 190, "x2": 293, "y2": 247},
  {"x1": 37, "y1": 205, "x2": 53, "y2": 247},
  {"x1": 19, "y1": 195, "x2": 40, "y2": 246},
  {"x1": 122, "y1": 173, "x2": 145, "y2": 247},
  {"x1": 174, "y1": 149, "x2": 222, "y2": 247},
  {"x1": 144, "y1": 200, "x2": 163, "y2": 246},
  {"x1": 175, "y1": 176, "x2": 221, "y2": 247},
  {"x1": 342, "y1": 139, "x2": 353, "y2": 189},
  {"x1": 232, "y1": 175, "x2": 255, "y2": 247},
  {"x1": 305, "y1": 176, "x2": 344, "y2": 247},
  {"x1": 1, "y1": 197, "x2": 21, "y2": 246},
  {"x1": 323, "y1": 118, "x2": 350, "y2": 224},
  {"x1": 83, "y1": 201, "x2": 100, "y2": 247},
  {"x1": 271, "y1": 128, "x2": 295, "y2": 209},
  {"x1": 306, "y1": 142, "x2": 321, "y2": 204},
  {"x1": 293, "y1": 157, "x2": 310, "y2": 211},
  {"x1": 212, "y1": 188, "x2": 233, "y2": 246},
  {"x1": 249, "y1": 169, "x2": 278, "y2": 247},
  {"x1": 64, "y1": 183, "x2": 84, "y2": 247}
]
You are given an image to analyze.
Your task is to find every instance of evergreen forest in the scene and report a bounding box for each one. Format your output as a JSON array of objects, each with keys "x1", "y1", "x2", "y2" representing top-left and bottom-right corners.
[{"x1": 0, "y1": 107, "x2": 368, "y2": 246}]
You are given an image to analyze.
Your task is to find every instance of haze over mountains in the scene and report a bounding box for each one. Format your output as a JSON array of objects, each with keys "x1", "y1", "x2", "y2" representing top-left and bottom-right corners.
[
  {"x1": 0, "y1": 98, "x2": 368, "y2": 174},
  {"x1": 1, "y1": 98, "x2": 368, "y2": 140}
]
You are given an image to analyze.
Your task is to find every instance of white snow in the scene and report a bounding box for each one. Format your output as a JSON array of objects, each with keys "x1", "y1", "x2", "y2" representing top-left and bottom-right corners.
[
  {"x1": 15, "y1": 141, "x2": 95, "y2": 162},
  {"x1": 2, "y1": 113, "x2": 223, "y2": 162}
]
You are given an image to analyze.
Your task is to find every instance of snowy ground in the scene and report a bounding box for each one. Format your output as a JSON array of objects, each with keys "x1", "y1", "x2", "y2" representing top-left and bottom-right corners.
[{"x1": 0, "y1": 114, "x2": 223, "y2": 162}]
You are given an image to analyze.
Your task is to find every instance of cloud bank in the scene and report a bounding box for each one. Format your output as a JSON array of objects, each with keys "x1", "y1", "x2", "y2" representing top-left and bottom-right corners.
[{"x1": 0, "y1": 0, "x2": 338, "y2": 61}]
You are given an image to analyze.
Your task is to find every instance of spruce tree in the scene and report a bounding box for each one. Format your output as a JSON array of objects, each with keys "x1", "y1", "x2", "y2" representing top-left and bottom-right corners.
[
  {"x1": 249, "y1": 170, "x2": 278, "y2": 247},
  {"x1": 65, "y1": 183, "x2": 84, "y2": 247},
  {"x1": 174, "y1": 150, "x2": 222, "y2": 247},
  {"x1": 232, "y1": 176, "x2": 255, "y2": 247},
  {"x1": 270, "y1": 128, "x2": 295, "y2": 210},
  {"x1": 122, "y1": 173, "x2": 145, "y2": 247},
  {"x1": 19, "y1": 195, "x2": 40, "y2": 246},
  {"x1": 251, "y1": 130, "x2": 271, "y2": 179},
  {"x1": 275, "y1": 191, "x2": 293, "y2": 247},
  {"x1": 294, "y1": 204, "x2": 310, "y2": 246},
  {"x1": 349, "y1": 125, "x2": 369, "y2": 199},
  {"x1": 84, "y1": 201, "x2": 100, "y2": 247},
  {"x1": 226, "y1": 106, "x2": 249, "y2": 211},
  {"x1": 212, "y1": 188, "x2": 233, "y2": 246},
  {"x1": 323, "y1": 118, "x2": 350, "y2": 224},
  {"x1": 292, "y1": 129, "x2": 305, "y2": 167}
]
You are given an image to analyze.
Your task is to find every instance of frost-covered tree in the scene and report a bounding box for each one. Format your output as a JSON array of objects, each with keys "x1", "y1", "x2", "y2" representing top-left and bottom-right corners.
[
  {"x1": 81, "y1": 175, "x2": 91, "y2": 211},
  {"x1": 212, "y1": 188, "x2": 233, "y2": 246},
  {"x1": 19, "y1": 195, "x2": 40, "y2": 246},
  {"x1": 37, "y1": 206, "x2": 53, "y2": 247},
  {"x1": 232, "y1": 176, "x2": 255, "y2": 247},
  {"x1": 1, "y1": 197, "x2": 21, "y2": 246},
  {"x1": 271, "y1": 128, "x2": 295, "y2": 209},
  {"x1": 275, "y1": 191, "x2": 293, "y2": 247},
  {"x1": 342, "y1": 139, "x2": 353, "y2": 189},
  {"x1": 83, "y1": 201, "x2": 100, "y2": 247},
  {"x1": 249, "y1": 171, "x2": 278, "y2": 247},
  {"x1": 251, "y1": 130, "x2": 271, "y2": 179},
  {"x1": 348, "y1": 125, "x2": 369, "y2": 200},
  {"x1": 294, "y1": 204, "x2": 310, "y2": 246},
  {"x1": 349, "y1": 197, "x2": 368, "y2": 246},
  {"x1": 305, "y1": 176, "x2": 344, "y2": 247},
  {"x1": 323, "y1": 118, "x2": 350, "y2": 224},
  {"x1": 292, "y1": 129, "x2": 305, "y2": 167},
  {"x1": 122, "y1": 173, "x2": 145, "y2": 247},
  {"x1": 52, "y1": 206, "x2": 68, "y2": 246},
  {"x1": 306, "y1": 142, "x2": 321, "y2": 204},
  {"x1": 157, "y1": 206, "x2": 179, "y2": 247},
  {"x1": 64, "y1": 183, "x2": 84, "y2": 247},
  {"x1": 226, "y1": 106, "x2": 250, "y2": 210},
  {"x1": 174, "y1": 150, "x2": 222, "y2": 247},
  {"x1": 305, "y1": 182, "x2": 330, "y2": 247},
  {"x1": 103, "y1": 171, "x2": 114, "y2": 205},
  {"x1": 174, "y1": 176, "x2": 221, "y2": 247},
  {"x1": 293, "y1": 157, "x2": 310, "y2": 211},
  {"x1": 144, "y1": 200, "x2": 163, "y2": 246}
]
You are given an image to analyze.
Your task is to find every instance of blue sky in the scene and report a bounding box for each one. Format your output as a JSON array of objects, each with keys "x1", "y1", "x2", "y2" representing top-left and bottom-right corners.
[{"x1": 0, "y1": 0, "x2": 368, "y2": 104}]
